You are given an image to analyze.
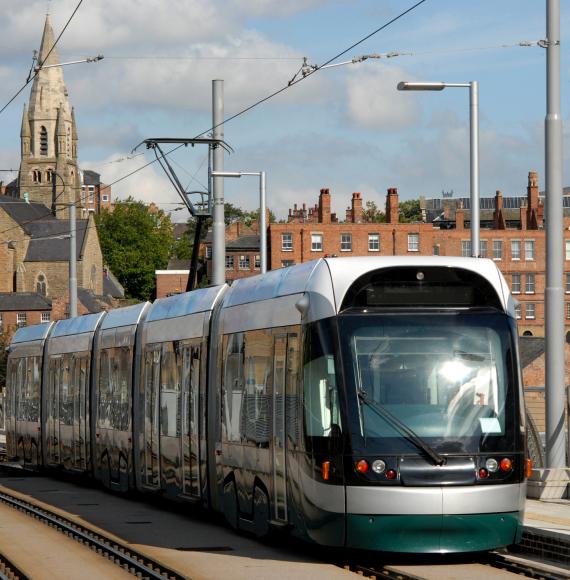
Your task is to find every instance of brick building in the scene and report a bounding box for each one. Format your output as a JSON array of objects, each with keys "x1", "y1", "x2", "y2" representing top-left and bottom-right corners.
[
  {"x1": 80, "y1": 170, "x2": 113, "y2": 216},
  {"x1": 270, "y1": 172, "x2": 570, "y2": 338}
]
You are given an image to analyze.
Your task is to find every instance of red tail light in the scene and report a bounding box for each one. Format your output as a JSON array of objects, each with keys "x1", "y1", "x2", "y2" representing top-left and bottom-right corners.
[
  {"x1": 499, "y1": 458, "x2": 513, "y2": 472},
  {"x1": 322, "y1": 461, "x2": 331, "y2": 481},
  {"x1": 355, "y1": 459, "x2": 369, "y2": 474},
  {"x1": 385, "y1": 469, "x2": 397, "y2": 480},
  {"x1": 478, "y1": 468, "x2": 489, "y2": 479},
  {"x1": 526, "y1": 458, "x2": 533, "y2": 478}
]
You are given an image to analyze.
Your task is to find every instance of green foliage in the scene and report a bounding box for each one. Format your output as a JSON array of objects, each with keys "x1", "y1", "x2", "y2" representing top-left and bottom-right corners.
[
  {"x1": 96, "y1": 198, "x2": 173, "y2": 300},
  {"x1": 362, "y1": 200, "x2": 386, "y2": 223},
  {"x1": 399, "y1": 199, "x2": 422, "y2": 223}
]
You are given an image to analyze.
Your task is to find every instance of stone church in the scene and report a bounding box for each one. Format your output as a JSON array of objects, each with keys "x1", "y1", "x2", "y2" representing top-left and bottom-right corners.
[{"x1": 0, "y1": 15, "x2": 122, "y2": 333}]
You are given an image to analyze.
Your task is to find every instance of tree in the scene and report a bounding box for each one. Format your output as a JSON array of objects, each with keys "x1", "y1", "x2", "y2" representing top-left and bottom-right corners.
[
  {"x1": 96, "y1": 198, "x2": 173, "y2": 300},
  {"x1": 399, "y1": 199, "x2": 422, "y2": 223},
  {"x1": 362, "y1": 200, "x2": 386, "y2": 223}
]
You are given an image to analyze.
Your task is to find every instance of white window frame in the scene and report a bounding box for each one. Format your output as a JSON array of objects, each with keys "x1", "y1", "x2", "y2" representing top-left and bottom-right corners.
[
  {"x1": 492, "y1": 240, "x2": 503, "y2": 260},
  {"x1": 407, "y1": 233, "x2": 419, "y2": 252},
  {"x1": 511, "y1": 240, "x2": 521, "y2": 261},
  {"x1": 311, "y1": 233, "x2": 323, "y2": 252},
  {"x1": 368, "y1": 233, "x2": 380, "y2": 252},
  {"x1": 41, "y1": 312, "x2": 50, "y2": 323},
  {"x1": 16, "y1": 313, "x2": 27, "y2": 328},
  {"x1": 281, "y1": 233, "x2": 293, "y2": 251},
  {"x1": 566, "y1": 240, "x2": 570, "y2": 261},
  {"x1": 514, "y1": 304, "x2": 522, "y2": 320},
  {"x1": 461, "y1": 240, "x2": 471, "y2": 258},
  {"x1": 254, "y1": 255, "x2": 261, "y2": 269},
  {"x1": 566, "y1": 273, "x2": 570, "y2": 293},
  {"x1": 225, "y1": 255, "x2": 234, "y2": 270},
  {"x1": 525, "y1": 303, "x2": 536, "y2": 320},
  {"x1": 340, "y1": 233, "x2": 352, "y2": 252},
  {"x1": 102, "y1": 194, "x2": 109, "y2": 202},
  {"x1": 238, "y1": 255, "x2": 250, "y2": 270},
  {"x1": 525, "y1": 273, "x2": 535, "y2": 294},
  {"x1": 281, "y1": 260, "x2": 294, "y2": 268},
  {"x1": 511, "y1": 273, "x2": 521, "y2": 294},
  {"x1": 479, "y1": 240, "x2": 488, "y2": 258},
  {"x1": 525, "y1": 239, "x2": 535, "y2": 261}
]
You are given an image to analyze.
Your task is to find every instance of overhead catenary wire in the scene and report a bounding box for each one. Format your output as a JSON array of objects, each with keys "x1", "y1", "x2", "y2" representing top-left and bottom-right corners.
[{"x1": 0, "y1": 0, "x2": 85, "y2": 117}]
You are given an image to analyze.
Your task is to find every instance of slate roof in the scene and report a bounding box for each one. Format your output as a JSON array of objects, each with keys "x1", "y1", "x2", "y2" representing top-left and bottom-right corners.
[
  {"x1": 103, "y1": 269, "x2": 125, "y2": 299},
  {"x1": 167, "y1": 258, "x2": 190, "y2": 270},
  {"x1": 0, "y1": 293, "x2": 51, "y2": 311},
  {"x1": 77, "y1": 288, "x2": 112, "y2": 314},
  {"x1": 226, "y1": 235, "x2": 260, "y2": 251},
  {"x1": 518, "y1": 336, "x2": 545, "y2": 369},
  {"x1": 25, "y1": 220, "x2": 89, "y2": 261},
  {"x1": 0, "y1": 194, "x2": 52, "y2": 224}
]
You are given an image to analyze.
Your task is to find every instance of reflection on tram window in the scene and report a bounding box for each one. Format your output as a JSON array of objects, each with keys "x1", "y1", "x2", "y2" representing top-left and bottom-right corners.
[
  {"x1": 344, "y1": 315, "x2": 511, "y2": 441},
  {"x1": 222, "y1": 333, "x2": 244, "y2": 442},
  {"x1": 98, "y1": 346, "x2": 132, "y2": 431},
  {"x1": 160, "y1": 343, "x2": 181, "y2": 438},
  {"x1": 16, "y1": 356, "x2": 41, "y2": 422}
]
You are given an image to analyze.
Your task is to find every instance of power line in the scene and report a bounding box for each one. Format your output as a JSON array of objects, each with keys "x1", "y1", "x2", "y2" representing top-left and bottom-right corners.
[
  {"x1": 103, "y1": 0, "x2": 429, "y2": 192},
  {"x1": 0, "y1": 0, "x2": 85, "y2": 117},
  {"x1": 103, "y1": 55, "x2": 301, "y2": 61}
]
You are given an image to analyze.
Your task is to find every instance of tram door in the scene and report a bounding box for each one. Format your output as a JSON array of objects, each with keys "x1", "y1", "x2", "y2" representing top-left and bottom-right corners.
[
  {"x1": 46, "y1": 357, "x2": 61, "y2": 464},
  {"x1": 182, "y1": 344, "x2": 201, "y2": 497},
  {"x1": 142, "y1": 348, "x2": 160, "y2": 488},
  {"x1": 71, "y1": 357, "x2": 88, "y2": 470},
  {"x1": 272, "y1": 335, "x2": 288, "y2": 523}
]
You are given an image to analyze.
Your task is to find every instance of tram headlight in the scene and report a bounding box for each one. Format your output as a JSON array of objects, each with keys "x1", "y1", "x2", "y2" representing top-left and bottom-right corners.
[
  {"x1": 485, "y1": 458, "x2": 499, "y2": 473},
  {"x1": 371, "y1": 459, "x2": 386, "y2": 474}
]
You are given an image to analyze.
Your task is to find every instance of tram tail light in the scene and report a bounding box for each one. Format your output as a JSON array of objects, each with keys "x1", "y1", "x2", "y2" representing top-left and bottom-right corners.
[
  {"x1": 499, "y1": 458, "x2": 513, "y2": 472},
  {"x1": 526, "y1": 458, "x2": 533, "y2": 479},
  {"x1": 478, "y1": 468, "x2": 489, "y2": 479},
  {"x1": 322, "y1": 461, "x2": 331, "y2": 481},
  {"x1": 385, "y1": 469, "x2": 397, "y2": 481},
  {"x1": 355, "y1": 459, "x2": 369, "y2": 474}
]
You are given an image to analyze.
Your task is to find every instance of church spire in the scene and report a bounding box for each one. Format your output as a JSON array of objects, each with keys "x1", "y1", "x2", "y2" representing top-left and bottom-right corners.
[{"x1": 37, "y1": 14, "x2": 59, "y2": 68}]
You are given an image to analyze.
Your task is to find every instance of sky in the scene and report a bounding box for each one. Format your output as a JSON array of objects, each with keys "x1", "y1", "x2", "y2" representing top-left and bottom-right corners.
[{"x1": 0, "y1": 0, "x2": 569, "y2": 222}]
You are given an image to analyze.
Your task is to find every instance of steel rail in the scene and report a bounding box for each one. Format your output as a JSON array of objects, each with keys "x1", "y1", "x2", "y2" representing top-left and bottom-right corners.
[
  {"x1": 0, "y1": 490, "x2": 186, "y2": 580},
  {"x1": 0, "y1": 552, "x2": 28, "y2": 580}
]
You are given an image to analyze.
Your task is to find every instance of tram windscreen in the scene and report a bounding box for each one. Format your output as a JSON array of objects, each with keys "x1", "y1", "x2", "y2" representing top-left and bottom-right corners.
[{"x1": 339, "y1": 312, "x2": 518, "y2": 452}]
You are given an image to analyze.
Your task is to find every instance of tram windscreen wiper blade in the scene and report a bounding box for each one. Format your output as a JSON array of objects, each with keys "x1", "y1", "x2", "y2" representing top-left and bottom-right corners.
[{"x1": 357, "y1": 390, "x2": 446, "y2": 466}]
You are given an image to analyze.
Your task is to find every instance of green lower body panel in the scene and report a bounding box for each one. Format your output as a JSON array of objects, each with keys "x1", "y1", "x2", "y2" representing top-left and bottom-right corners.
[{"x1": 347, "y1": 511, "x2": 523, "y2": 553}]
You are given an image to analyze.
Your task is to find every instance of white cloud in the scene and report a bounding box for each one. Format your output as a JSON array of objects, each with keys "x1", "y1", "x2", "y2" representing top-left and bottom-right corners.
[{"x1": 344, "y1": 62, "x2": 420, "y2": 129}]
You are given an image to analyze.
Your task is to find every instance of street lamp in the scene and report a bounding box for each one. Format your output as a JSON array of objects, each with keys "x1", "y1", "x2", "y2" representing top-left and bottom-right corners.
[
  {"x1": 398, "y1": 81, "x2": 480, "y2": 258},
  {"x1": 210, "y1": 171, "x2": 267, "y2": 274}
]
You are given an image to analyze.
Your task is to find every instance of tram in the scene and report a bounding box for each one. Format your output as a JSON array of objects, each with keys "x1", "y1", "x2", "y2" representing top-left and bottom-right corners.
[{"x1": 5, "y1": 257, "x2": 527, "y2": 553}]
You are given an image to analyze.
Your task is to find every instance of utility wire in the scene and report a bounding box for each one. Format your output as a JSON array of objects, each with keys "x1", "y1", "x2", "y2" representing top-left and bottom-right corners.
[
  {"x1": 0, "y1": 0, "x2": 85, "y2": 117},
  {"x1": 103, "y1": 0, "x2": 429, "y2": 192}
]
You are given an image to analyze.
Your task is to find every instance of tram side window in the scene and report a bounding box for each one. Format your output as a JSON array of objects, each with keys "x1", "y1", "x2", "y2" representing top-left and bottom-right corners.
[
  {"x1": 285, "y1": 333, "x2": 301, "y2": 446},
  {"x1": 160, "y1": 343, "x2": 181, "y2": 437},
  {"x1": 242, "y1": 329, "x2": 273, "y2": 446},
  {"x1": 59, "y1": 355, "x2": 75, "y2": 426},
  {"x1": 222, "y1": 333, "x2": 244, "y2": 442},
  {"x1": 98, "y1": 349, "x2": 112, "y2": 429},
  {"x1": 16, "y1": 356, "x2": 41, "y2": 422},
  {"x1": 303, "y1": 322, "x2": 342, "y2": 439},
  {"x1": 114, "y1": 347, "x2": 132, "y2": 431}
]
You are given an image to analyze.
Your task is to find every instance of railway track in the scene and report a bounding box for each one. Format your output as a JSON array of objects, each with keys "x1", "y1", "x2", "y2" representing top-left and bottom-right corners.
[
  {"x1": 0, "y1": 489, "x2": 186, "y2": 580},
  {"x1": 341, "y1": 550, "x2": 570, "y2": 579},
  {"x1": 0, "y1": 552, "x2": 28, "y2": 580}
]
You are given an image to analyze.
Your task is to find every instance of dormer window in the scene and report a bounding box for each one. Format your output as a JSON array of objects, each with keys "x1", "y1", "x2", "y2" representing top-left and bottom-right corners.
[{"x1": 40, "y1": 126, "x2": 48, "y2": 155}]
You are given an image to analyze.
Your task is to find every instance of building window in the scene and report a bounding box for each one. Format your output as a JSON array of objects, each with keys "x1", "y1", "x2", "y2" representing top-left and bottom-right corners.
[
  {"x1": 17, "y1": 313, "x2": 27, "y2": 328},
  {"x1": 525, "y1": 273, "x2": 535, "y2": 294},
  {"x1": 514, "y1": 304, "x2": 522, "y2": 319},
  {"x1": 461, "y1": 240, "x2": 471, "y2": 257},
  {"x1": 254, "y1": 255, "x2": 261, "y2": 269},
  {"x1": 41, "y1": 312, "x2": 50, "y2": 323},
  {"x1": 311, "y1": 233, "x2": 323, "y2": 252},
  {"x1": 566, "y1": 240, "x2": 570, "y2": 260},
  {"x1": 493, "y1": 240, "x2": 503, "y2": 260},
  {"x1": 40, "y1": 126, "x2": 48, "y2": 155},
  {"x1": 511, "y1": 240, "x2": 521, "y2": 261},
  {"x1": 32, "y1": 169, "x2": 42, "y2": 183},
  {"x1": 525, "y1": 303, "x2": 536, "y2": 320},
  {"x1": 479, "y1": 240, "x2": 488, "y2": 258},
  {"x1": 433, "y1": 245, "x2": 440, "y2": 256},
  {"x1": 239, "y1": 255, "x2": 250, "y2": 270},
  {"x1": 281, "y1": 233, "x2": 293, "y2": 251},
  {"x1": 225, "y1": 255, "x2": 234, "y2": 270},
  {"x1": 102, "y1": 194, "x2": 109, "y2": 202},
  {"x1": 206, "y1": 246, "x2": 212, "y2": 259},
  {"x1": 88, "y1": 185, "x2": 95, "y2": 204},
  {"x1": 567, "y1": 303, "x2": 570, "y2": 320},
  {"x1": 340, "y1": 233, "x2": 352, "y2": 252},
  {"x1": 368, "y1": 233, "x2": 380, "y2": 252},
  {"x1": 511, "y1": 273, "x2": 521, "y2": 294},
  {"x1": 566, "y1": 273, "x2": 570, "y2": 293},
  {"x1": 525, "y1": 240, "x2": 535, "y2": 261},
  {"x1": 281, "y1": 260, "x2": 294, "y2": 268},
  {"x1": 407, "y1": 233, "x2": 419, "y2": 252},
  {"x1": 36, "y1": 273, "x2": 47, "y2": 296}
]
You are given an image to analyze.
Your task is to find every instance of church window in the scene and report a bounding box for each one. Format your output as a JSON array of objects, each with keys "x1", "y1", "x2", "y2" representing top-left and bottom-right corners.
[
  {"x1": 67, "y1": 126, "x2": 71, "y2": 156},
  {"x1": 40, "y1": 126, "x2": 48, "y2": 155},
  {"x1": 36, "y1": 273, "x2": 47, "y2": 296},
  {"x1": 46, "y1": 169, "x2": 52, "y2": 183},
  {"x1": 32, "y1": 170, "x2": 42, "y2": 183}
]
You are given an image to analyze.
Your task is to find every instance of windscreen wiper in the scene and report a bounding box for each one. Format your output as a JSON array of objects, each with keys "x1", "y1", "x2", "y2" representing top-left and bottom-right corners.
[{"x1": 358, "y1": 390, "x2": 446, "y2": 466}]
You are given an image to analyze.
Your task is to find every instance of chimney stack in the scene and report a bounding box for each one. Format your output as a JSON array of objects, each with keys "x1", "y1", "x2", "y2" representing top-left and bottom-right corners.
[
  {"x1": 351, "y1": 192, "x2": 363, "y2": 223},
  {"x1": 385, "y1": 188, "x2": 399, "y2": 224},
  {"x1": 318, "y1": 188, "x2": 331, "y2": 224}
]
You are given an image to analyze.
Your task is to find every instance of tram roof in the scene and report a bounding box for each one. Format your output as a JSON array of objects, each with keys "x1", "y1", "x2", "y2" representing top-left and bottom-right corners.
[
  {"x1": 224, "y1": 256, "x2": 510, "y2": 313},
  {"x1": 11, "y1": 321, "x2": 54, "y2": 344},
  {"x1": 146, "y1": 285, "x2": 226, "y2": 322},
  {"x1": 100, "y1": 301, "x2": 150, "y2": 330},
  {"x1": 51, "y1": 311, "x2": 106, "y2": 338}
]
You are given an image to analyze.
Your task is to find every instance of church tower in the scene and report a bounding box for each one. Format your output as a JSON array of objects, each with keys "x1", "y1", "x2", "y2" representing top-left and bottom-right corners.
[{"x1": 18, "y1": 15, "x2": 80, "y2": 219}]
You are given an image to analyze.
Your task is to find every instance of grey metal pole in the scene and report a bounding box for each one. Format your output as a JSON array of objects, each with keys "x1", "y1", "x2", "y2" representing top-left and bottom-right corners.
[
  {"x1": 69, "y1": 199, "x2": 77, "y2": 318},
  {"x1": 260, "y1": 171, "x2": 267, "y2": 273},
  {"x1": 545, "y1": 0, "x2": 565, "y2": 468},
  {"x1": 469, "y1": 81, "x2": 480, "y2": 258},
  {"x1": 212, "y1": 79, "x2": 225, "y2": 286}
]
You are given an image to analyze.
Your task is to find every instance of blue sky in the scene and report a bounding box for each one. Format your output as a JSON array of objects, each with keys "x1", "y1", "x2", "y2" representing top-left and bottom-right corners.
[{"x1": 0, "y1": 0, "x2": 568, "y2": 221}]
